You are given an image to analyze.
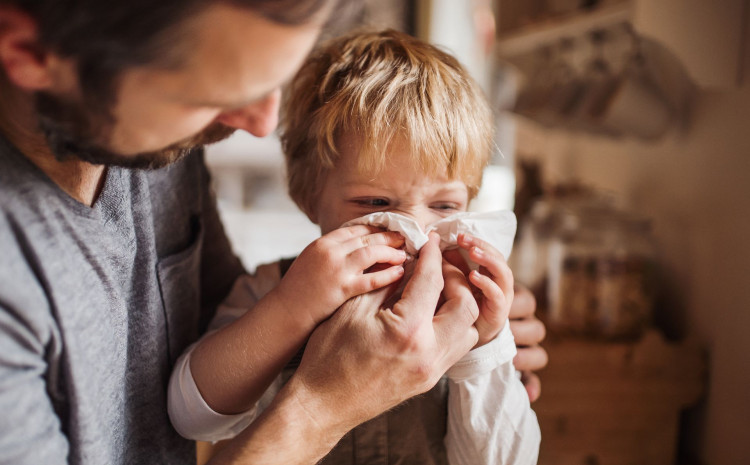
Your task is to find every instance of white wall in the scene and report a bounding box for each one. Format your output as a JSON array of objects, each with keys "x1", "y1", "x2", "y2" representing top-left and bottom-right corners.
[{"x1": 515, "y1": 45, "x2": 750, "y2": 465}]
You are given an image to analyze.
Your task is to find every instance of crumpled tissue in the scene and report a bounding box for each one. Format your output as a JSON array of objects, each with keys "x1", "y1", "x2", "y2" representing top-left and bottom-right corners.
[{"x1": 342, "y1": 210, "x2": 517, "y2": 259}]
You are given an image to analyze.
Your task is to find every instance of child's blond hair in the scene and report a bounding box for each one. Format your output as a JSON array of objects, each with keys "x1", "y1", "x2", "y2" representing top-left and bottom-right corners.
[{"x1": 280, "y1": 29, "x2": 494, "y2": 219}]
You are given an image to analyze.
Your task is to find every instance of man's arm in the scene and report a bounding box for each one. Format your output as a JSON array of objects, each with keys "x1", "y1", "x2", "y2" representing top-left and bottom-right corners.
[
  {"x1": 0, "y1": 301, "x2": 69, "y2": 464},
  {"x1": 0, "y1": 215, "x2": 68, "y2": 464},
  {"x1": 206, "y1": 233, "x2": 480, "y2": 465}
]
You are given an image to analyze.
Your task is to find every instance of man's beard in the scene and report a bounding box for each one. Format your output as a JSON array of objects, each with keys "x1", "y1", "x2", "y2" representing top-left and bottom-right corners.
[{"x1": 35, "y1": 92, "x2": 237, "y2": 170}]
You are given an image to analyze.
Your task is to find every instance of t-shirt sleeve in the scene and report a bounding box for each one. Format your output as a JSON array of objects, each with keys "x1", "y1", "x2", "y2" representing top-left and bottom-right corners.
[
  {"x1": 444, "y1": 322, "x2": 541, "y2": 465},
  {"x1": 0, "y1": 214, "x2": 69, "y2": 464},
  {"x1": 0, "y1": 304, "x2": 69, "y2": 464}
]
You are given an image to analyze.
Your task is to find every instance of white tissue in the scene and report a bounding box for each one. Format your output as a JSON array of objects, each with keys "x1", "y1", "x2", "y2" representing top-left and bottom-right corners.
[
  {"x1": 342, "y1": 212, "x2": 429, "y2": 253},
  {"x1": 341, "y1": 210, "x2": 517, "y2": 259}
]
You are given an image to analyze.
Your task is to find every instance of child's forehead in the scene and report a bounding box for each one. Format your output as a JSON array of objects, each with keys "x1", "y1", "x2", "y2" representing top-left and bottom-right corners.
[
  {"x1": 337, "y1": 140, "x2": 437, "y2": 177},
  {"x1": 333, "y1": 130, "x2": 478, "y2": 191},
  {"x1": 337, "y1": 157, "x2": 468, "y2": 195},
  {"x1": 336, "y1": 132, "x2": 431, "y2": 169}
]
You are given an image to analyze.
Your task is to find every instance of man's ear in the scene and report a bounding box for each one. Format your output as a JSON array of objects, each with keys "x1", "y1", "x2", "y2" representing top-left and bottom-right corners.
[{"x1": 0, "y1": 5, "x2": 54, "y2": 90}]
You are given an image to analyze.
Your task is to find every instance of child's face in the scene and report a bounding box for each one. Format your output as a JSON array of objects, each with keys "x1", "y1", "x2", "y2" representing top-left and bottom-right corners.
[{"x1": 313, "y1": 134, "x2": 470, "y2": 235}]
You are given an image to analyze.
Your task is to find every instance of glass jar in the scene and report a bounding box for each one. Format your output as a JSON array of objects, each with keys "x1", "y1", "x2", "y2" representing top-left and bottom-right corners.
[{"x1": 546, "y1": 207, "x2": 657, "y2": 340}]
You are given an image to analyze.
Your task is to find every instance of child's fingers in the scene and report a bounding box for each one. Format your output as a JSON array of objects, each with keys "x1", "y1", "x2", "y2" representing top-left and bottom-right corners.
[
  {"x1": 351, "y1": 264, "x2": 405, "y2": 295},
  {"x1": 358, "y1": 230, "x2": 406, "y2": 249},
  {"x1": 458, "y1": 234, "x2": 505, "y2": 271},
  {"x1": 349, "y1": 244, "x2": 408, "y2": 270},
  {"x1": 459, "y1": 234, "x2": 513, "y2": 295},
  {"x1": 334, "y1": 223, "x2": 386, "y2": 238},
  {"x1": 470, "y1": 269, "x2": 510, "y2": 346},
  {"x1": 335, "y1": 225, "x2": 406, "y2": 249},
  {"x1": 469, "y1": 270, "x2": 509, "y2": 320}
]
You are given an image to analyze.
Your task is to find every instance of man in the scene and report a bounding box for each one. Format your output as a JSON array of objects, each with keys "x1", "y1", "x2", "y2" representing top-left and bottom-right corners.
[{"x1": 0, "y1": 1, "x2": 547, "y2": 464}]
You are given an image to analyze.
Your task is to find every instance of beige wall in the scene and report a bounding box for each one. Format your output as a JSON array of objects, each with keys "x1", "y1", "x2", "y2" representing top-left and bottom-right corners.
[{"x1": 515, "y1": 38, "x2": 750, "y2": 465}]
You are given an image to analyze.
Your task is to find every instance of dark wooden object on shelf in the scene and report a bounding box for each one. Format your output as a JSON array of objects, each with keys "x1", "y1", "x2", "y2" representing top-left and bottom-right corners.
[{"x1": 533, "y1": 329, "x2": 706, "y2": 465}]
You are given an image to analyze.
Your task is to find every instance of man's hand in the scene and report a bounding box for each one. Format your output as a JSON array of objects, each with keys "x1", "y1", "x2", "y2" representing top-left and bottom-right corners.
[
  {"x1": 285, "y1": 233, "x2": 479, "y2": 434},
  {"x1": 509, "y1": 284, "x2": 548, "y2": 402}
]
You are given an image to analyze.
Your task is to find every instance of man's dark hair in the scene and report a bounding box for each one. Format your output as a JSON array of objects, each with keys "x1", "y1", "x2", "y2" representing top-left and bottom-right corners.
[{"x1": 6, "y1": 0, "x2": 332, "y2": 112}]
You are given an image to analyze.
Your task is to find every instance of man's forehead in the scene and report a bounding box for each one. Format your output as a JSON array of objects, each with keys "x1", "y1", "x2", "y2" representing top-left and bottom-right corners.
[{"x1": 146, "y1": 4, "x2": 321, "y2": 100}]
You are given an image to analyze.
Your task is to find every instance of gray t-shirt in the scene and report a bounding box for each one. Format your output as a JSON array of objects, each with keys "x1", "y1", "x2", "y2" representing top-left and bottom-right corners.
[{"x1": 0, "y1": 135, "x2": 245, "y2": 464}]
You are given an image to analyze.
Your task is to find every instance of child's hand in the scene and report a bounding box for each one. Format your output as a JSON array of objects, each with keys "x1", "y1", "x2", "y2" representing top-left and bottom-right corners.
[
  {"x1": 273, "y1": 224, "x2": 408, "y2": 326},
  {"x1": 445, "y1": 233, "x2": 514, "y2": 347}
]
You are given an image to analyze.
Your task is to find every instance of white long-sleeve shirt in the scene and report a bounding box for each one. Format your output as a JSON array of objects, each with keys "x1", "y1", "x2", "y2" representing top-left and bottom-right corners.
[{"x1": 168, "y1": 262, "x2": 540, "y2": 464}]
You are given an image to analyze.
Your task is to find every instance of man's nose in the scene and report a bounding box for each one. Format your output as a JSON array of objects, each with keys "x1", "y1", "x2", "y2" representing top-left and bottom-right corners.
[{"x1": 215, "y1": 88, "x2": 281, "y2": 137}]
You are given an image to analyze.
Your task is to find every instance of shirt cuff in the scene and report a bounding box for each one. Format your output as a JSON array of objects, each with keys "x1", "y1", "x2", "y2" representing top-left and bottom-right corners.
[
  {"x1": 167, "y1": 350, "x2": 258, "y2": 442},
  {"x1": 446, "y1": 321, "x2": 517, "y2": 382}
]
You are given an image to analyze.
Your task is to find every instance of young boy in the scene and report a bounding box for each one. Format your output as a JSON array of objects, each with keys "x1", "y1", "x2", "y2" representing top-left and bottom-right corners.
[{"x1": 168, "y1": 30, "x2": 540, "y2": 464}]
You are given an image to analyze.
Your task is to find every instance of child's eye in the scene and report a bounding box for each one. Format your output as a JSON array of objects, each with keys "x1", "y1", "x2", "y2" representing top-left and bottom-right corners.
[
  {"x1": 354, "y1": 198, "x2": 390, "y2": 207},
  {"x1": 432, "y1": 203, "x2": 461, "y2": 211}
]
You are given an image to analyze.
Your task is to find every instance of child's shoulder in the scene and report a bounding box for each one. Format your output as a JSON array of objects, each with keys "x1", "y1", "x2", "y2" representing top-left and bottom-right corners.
[{"x1": 222, "y1": 260, "x2": 285, "y2": 308}]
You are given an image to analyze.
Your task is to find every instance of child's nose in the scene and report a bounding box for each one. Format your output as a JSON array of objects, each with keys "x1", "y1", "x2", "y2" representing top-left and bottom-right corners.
[{"x1": 397, "y1": 209, "x2": 433, "y2": 232}]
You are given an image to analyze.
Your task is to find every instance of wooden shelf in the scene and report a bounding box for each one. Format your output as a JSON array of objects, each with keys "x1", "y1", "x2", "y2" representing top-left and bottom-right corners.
[
  {"x1": 497, "y1": 3, "x2": 633, "y2": 58},
  {"x1": 494, "y1": 0, "x2": 745, "y2": 88}
]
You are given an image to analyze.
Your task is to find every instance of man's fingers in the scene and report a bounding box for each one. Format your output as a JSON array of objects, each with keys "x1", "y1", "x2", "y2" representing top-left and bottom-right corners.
[
  {"x1": 391, "y1": 234, "x2": 443, "y2": 319},
  {"x1": 437, "y1": 259, "x2": 478, "y2": 322},
  {"x1": 508, "y1": 316, "x2": 546, "y2": 347},
  {"x1": 513, "y1": 345, "x2": 549, "y2": 373},
  {"x1": 431, "y1": 258, "x2": 479, "y2": 365},
  {"x1": 433, "y1": 302, "x2": 479, "y2": 371},
  {"x1": 433, "y1": 310, "x2": 478, "y2": 370},
  {"x1": 509, "y1": 283, "x2": 536, "y2": 320},
  {"x1": 520, "y1": 371, "x2": 542, "y2": 403}
]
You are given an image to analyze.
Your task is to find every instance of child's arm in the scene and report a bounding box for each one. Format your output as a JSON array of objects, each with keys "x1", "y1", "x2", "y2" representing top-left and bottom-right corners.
[
  {"x1": 444, "y1": 324, "x2": 541, "y2": 465},
  {"x1": 168, "y1": 225, "x2": 406, "y2": 440},
  {"x1": 444, "y1": 233, "x2": 541, "y2": 464},
  {"x1": 450, "y1": 237, "x2": 548, "y2": 400}
]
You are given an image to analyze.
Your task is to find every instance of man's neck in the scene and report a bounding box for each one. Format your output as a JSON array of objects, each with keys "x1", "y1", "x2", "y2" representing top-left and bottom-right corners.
[{"x1": 0, "y1": 76, "x2": 106, "y2": 207}]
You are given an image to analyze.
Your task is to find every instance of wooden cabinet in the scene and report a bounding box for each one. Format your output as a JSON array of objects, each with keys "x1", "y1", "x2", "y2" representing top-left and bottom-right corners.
[{"x1": 533, "y1": 330, "x2": 706, "y2": 465}]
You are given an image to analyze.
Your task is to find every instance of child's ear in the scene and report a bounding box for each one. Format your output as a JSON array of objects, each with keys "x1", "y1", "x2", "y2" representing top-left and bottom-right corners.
[{"x1": 0, "y1": 6, "x2": 58, "y2": 91}]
